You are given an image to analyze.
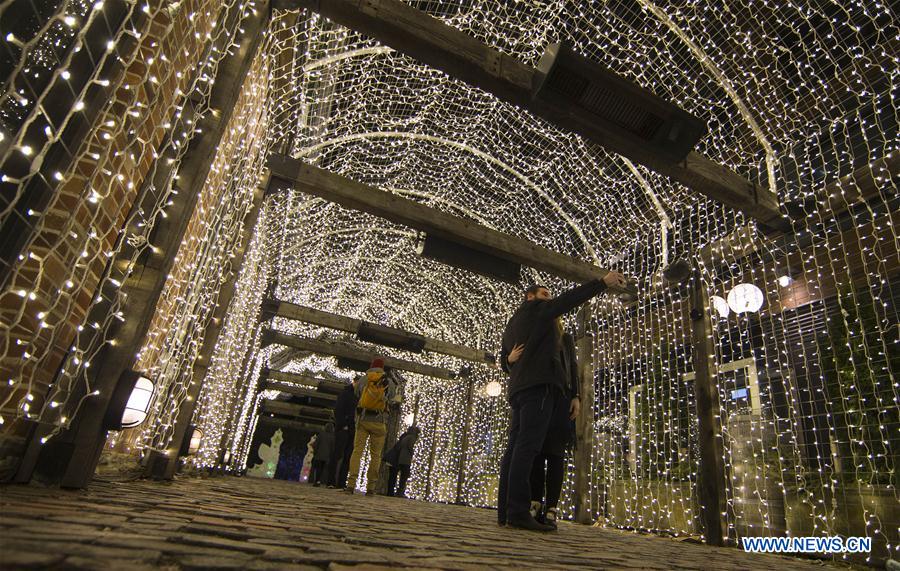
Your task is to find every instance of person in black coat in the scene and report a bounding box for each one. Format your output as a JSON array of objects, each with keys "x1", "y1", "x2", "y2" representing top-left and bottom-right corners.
[
  {"x1": 311, "y1": 422, "x2": 335, "y2": 486},
  {"x1": 384, "y1": 426, "x2": 420, "y2": 497},
  {"x1": 526, "y1": 329, "x2": 579, "y2": 529},
  {"x1": 497, "y1": 273, "x2": 624, "y2": 531},
  {"x1": 327, "y1": 379, "x2": 359, "y2": 488}
]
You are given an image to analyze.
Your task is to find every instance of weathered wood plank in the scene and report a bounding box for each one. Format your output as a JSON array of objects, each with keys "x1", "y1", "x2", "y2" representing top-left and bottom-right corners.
[
  {"x1": 259, "y1": 380, "x2": 337, "y2": 401},
  {"x1": 266, "y1": 299, "x2": 496, "y2": 364},
  {"x1": 268, "y1": 155, "x2": 622, "y2": 287},
  {"x1": 260, "y1": 399, "x2": 332, "y2": 421},
  {"x1": 263, "y1": 370, "x2": 347, "y2": 394}
]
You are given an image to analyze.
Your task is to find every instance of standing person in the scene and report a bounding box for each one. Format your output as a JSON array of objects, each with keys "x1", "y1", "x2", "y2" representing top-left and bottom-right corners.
[
  {"x1": 497, "y1": 273, "x2": 625, "y2": 531},
  {"x1": 384, "y1": 426, "x2": 420, "y2": 497},
  {"x1": 343, "y1": 358, "x2": 396, "y2": 495},
  {"x1": 311, "y1": 422, "x2": 335, "y2": 487},
  {"x1": 522, "y1": 328, "x2": 580, "y2": 530},
  {"x1": 327, "y1": 378, "x2": 359, "y2": 488}
]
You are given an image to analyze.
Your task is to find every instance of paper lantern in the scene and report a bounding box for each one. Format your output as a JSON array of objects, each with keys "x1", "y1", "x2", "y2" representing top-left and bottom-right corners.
[
  {"x1": 485, "y1": 381, "x2": 502, "y2": 397},
  {"x1": 777, "y1": 275, "x2": 793, "y2": 287},
  {"x1": 726, "y1": 283, "x2": 764, "y2": 314},
  {"x1": 710, "y1": 295, "x2": 730, "y2": 319}
]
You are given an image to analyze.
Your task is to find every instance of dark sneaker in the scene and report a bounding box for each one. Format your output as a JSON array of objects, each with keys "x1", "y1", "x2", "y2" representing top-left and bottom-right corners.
[
  {"x1": 326, "y1": 485, "x2": 335, "y2": 489},
  {"x1": 544, "y1": 508, "x2": 558, "y2": 530},
  {"x1": 506, "y1": 514, "x2": 555, "y2": 532},
  {"x1": 341, "y1": 487, "x2": 354, "y2": 494}
]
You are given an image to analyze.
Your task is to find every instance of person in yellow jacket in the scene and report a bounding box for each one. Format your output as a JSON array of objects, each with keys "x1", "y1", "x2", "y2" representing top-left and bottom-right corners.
[{"x1": 343, "y1": 357, "x2": 397, "y2": 495}]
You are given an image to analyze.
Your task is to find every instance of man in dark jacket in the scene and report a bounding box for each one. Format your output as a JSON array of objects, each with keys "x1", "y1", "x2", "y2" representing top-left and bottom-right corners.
[
  {"x1": 327, "y1": 379, "x2": 358, "y2": 488},
  {"x1": 311, "y1": 422, "x2": 335, "y2": 486},
  {"x1": 384, "y1": 426, "x2": 420, "y2": 497},
  {"x1": 527, "y1": 329, "x2": 579, "y2": 529},
  {"x1": 497, "y1": 273, "x2": 624, "y2": 531}
]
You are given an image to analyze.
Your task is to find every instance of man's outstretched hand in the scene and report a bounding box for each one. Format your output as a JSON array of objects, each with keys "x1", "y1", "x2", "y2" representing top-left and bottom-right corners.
[
  {"x1": 507, "y1": 343, "x2": 525, "y2": 364},
  {"x1": 602, "y1": 271, "x2": 627, "y2": 290}
]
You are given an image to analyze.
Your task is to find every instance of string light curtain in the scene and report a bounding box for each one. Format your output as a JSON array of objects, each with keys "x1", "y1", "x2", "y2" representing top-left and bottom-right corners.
[
  {"x1": 0, "y1": 0, "x2": 254, "y2": 445},
  {"x1": 1, "y1": 0, "x2": 895, "y2": 565}
]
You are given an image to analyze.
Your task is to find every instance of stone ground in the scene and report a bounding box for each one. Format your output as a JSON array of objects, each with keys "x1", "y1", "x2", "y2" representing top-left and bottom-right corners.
[{"x1": 0, "y1": 475, "x2": 840, "y2": 570}]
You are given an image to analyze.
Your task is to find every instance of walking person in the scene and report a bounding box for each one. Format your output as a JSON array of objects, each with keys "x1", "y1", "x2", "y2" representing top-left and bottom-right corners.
[
  {"x1": 344, "y1": 358, "x2": 396, "y2": 495},
  {"x1": 311, "y1": 422, "x2": 335, "y2": 487},
  {"x1": 497, "y1": 273, "x2": 625, "y2": 531},
  {"x1": 384, "y1": 426, "x2": 420, "y2": 497},
  {"x1": 327, "y1": 379, "x2": 358, "y2": 488}
]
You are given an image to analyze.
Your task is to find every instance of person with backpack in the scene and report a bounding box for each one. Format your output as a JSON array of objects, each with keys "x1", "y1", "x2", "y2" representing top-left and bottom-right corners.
[
  {"x1": 384, "y1": 426, "x2": 420, "y2": 497},
  {"x1": 343, "y1": 357, "x2": 396, "y2": 495},
  {"x1": 310, "y1": 422, "x2": 335, "y2": 487},
  {"x1": 497, "y1": 273, "x2": 625, "y2": 531}
]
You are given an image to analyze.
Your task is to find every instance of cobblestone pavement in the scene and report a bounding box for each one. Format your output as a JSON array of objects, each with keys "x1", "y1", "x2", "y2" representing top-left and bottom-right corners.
[{"x1": 1, "y1": 476, "x2": 837, "y2": 570}]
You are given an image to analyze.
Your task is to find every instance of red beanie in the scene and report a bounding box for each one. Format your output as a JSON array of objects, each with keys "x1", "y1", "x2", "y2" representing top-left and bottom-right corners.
[{"x1": 370, "y1": 357, "x2": 385, "y2": 371}]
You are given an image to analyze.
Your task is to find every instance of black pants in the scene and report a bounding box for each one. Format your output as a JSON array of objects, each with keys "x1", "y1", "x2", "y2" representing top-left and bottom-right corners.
[
  {"x1": 310, "y1": 459, "x2": 328, "y2": 485},
  {"x1": 387, "y1": 464, "x2": 411, "y2": 497},
  {"x1": 498, "y1": 385, "x2": 566, "y2": 522},
  {"x1": 328, "y1": 425, "x2": 355, "y2": 487},
  {"x1": 530, "y1": 453, "x2": 564, "y2": 510}
]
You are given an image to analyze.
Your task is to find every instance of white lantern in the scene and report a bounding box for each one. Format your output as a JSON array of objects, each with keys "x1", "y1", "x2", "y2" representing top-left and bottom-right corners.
[
  {"x1": 120, "y1": 375, "x2": 155, "y2": 428},
  {"x1": 777, "y1": 275, "x2": 793, "y2": 287},
  {"x1": 188, "y1": 428, "x2": 203, "y2": 455},
  {"x1": 726, "y1": 283, "x2": 764, "y2": 314},
  {"x1": 485, "y1": 381, "x2": 502, "y2": 398},
  {"x1": 710, "y1": 295, "x2": 730, "y2": 319}
]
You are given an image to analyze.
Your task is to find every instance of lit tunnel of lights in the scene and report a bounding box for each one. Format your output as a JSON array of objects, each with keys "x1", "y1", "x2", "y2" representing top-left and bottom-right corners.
[{"x1": 0, "y1": 0, "x2": 897, "y2": 564}]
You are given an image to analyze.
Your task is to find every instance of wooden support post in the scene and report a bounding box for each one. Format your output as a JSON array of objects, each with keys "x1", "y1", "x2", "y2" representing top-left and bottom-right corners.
[
  {"x1": 262, "y1": 330, "x2": 458, "y2": 380},
  {"x1": 282, "y1": 0, "x2": 786, "y2": 231},
  {"x1": 690, "y1": 269, "x2": 727, "y2": 546},
  {"x1": 265, "y1": 299, "x2": 496, "y2": 364},
  {"x1": 573, "y1": 306, "x2": 596, "y2": 524},
  {"x1": 268, "y1": 155, "x2": 627, "y2": 288},
  {"x1": 145, "y1": 175, "x2": 270, "y2": 480},
  {"x1": 13, "y1": 3, "x2": 271, "y2": 488},
  {"x1": 455, "y1": 377, "x2": 475, "y2": 504},
  {"x1": 424, "y1": 392, "x2": 442, "y2": 501}
]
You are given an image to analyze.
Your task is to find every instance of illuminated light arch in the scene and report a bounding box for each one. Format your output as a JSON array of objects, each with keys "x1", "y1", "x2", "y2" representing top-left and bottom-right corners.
[{"x1": 294, "y1": 130, "x2": 601, "y2": 264}]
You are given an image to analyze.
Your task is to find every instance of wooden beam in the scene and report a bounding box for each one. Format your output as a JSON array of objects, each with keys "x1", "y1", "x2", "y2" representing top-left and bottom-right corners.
[
  {"x1": 265, "y1": 298, "x2": 496, "y2": 364},
  {"x1": 259, "y1": 380, "x2": 337, "y2": 401},
  {"x1": 260, "y1": 399, "x2": 333, "y2": 422},
  {"x1": 261, "y1": 330, "x2": 458, "y2": 379},
  {"x1": 282, "y1": 0, "x2": 786, "y2": 232},
  {"x1": 262, "y1": 369, "x2": 347, "y2": 394},
  {"x1": 268, "y1": 155, "x2": 626, "y2": 288},
  {"x1": 257, "y1": 415, "x2": 324, "y2": 433}
]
